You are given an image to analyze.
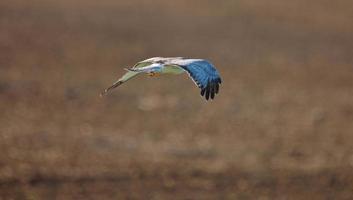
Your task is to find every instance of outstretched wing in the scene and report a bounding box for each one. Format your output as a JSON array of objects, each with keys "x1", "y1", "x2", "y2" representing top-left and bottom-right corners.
[
  {"x1": 175, "y1": 59, "x2": 222, "y2": 100},
  {"x1": 100, "y1": 61, "x2": 154, "y2": 97},
  {"x1": 100, "y1": 70, "x2": 140, "y2": 97}
]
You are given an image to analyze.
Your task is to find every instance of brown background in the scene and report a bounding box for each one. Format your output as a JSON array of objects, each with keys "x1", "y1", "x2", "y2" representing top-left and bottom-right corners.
[{"x1": 1, "y1": 0, "x2": 353, "y2": 199}]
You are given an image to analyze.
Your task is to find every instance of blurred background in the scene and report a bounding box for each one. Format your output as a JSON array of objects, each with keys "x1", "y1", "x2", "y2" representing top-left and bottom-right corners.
[{"x1": 1, "y1": 0, "x2": 353, "y2": 199}]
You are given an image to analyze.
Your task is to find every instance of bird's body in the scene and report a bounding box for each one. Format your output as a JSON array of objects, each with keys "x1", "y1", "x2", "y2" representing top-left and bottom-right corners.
[{"x1": 101, "y1": 57, "x2": 222, "y2": 100}]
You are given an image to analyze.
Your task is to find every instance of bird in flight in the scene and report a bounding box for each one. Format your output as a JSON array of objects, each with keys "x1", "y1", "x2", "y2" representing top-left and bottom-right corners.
[{"x1": 100, "y1": 57, "x2": 222, "y2": 100}]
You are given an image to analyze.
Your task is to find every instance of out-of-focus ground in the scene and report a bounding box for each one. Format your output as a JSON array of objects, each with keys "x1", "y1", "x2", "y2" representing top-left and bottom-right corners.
[{"x1": 1, "y1": 0, "x2": 353, "y2": 199}]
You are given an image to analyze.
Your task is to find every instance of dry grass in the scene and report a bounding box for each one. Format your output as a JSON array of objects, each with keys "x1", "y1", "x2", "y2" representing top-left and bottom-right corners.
[{"x1": 1, "y1": 0, "x2": 353, "y2": 199}]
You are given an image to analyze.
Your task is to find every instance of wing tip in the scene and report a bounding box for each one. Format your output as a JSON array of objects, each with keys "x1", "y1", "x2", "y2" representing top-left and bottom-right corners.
[
  {"x1": 199, "y1": 78, "x2": 221, "y2": 101},
  {"x1": 100, "y1": 90, "x2": 108, "y2": 98},
  {"x1": 180, "y1": 63, "x2": 221, "y2": 101},
  {"x1": 100, "y1": 80, "x2": 124, "y2": 97}
]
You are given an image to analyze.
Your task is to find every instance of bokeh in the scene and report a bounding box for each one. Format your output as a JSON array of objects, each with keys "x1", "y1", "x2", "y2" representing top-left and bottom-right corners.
[{"x1": 1, "y1": 0, "x2": 353, "y2": 199}]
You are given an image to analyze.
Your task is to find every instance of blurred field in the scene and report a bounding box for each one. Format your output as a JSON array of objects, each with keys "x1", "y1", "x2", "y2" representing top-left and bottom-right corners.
[{"x1": 1, "y1": 0, "x2": 353, "y2": 199}]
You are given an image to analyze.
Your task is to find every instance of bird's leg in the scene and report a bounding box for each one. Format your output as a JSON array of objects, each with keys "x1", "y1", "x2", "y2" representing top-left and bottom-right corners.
[{"x1": 148, "y1": 72, "x2": 159, "y2": 77}]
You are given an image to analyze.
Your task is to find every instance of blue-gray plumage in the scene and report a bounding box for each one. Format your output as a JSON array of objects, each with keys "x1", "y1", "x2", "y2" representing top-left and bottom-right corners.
[{"x1": 101, "y1": 57, "x2": 222, "y2": 100}]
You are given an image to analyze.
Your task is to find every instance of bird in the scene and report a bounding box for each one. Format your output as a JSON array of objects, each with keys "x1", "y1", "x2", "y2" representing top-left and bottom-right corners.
[{"x1": 100, "y1": 57, "x2": 222, "y2": 100}]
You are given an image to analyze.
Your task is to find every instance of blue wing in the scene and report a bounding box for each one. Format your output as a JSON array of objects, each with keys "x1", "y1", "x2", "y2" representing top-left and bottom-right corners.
[{"x1": 178, "y1": 60, "x2": 222, "y2": 100}]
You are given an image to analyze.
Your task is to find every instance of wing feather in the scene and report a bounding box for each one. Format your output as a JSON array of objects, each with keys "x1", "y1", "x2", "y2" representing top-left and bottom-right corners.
[
  {"x1": 100, "y1": 71, "x2": 140, "y2": 97},
  {"x1": 133, "y1": 61, "x2": 153, "y2": 69},
  {"x1": 176, "y1": 59, "x2": 222, "y2": 100},
  {"x1": 100, "y1": 61, "x2": 154, "y2": 97}
]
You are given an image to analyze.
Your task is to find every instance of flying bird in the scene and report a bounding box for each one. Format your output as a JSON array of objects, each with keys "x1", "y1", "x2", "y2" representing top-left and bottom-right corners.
[{"x1": 100, "y1": 57, "x2": 222, "y2": 100}]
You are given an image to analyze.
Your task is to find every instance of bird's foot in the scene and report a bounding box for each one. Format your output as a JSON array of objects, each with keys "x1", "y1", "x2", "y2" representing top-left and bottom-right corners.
[{"x1": 148, "y1": 72, "x2": 159, "y2": 77}]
